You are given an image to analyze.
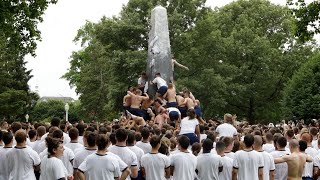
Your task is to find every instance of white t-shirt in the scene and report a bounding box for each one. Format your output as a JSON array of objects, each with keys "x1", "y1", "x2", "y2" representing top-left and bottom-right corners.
[
  {"x1": 303, "y1": 147, "x2": 318, "y2": 177},
  {"x1": 0, "y1": 147, "x2": 12, "y2": 180},
  {"x1": 78, "y1": 136, "x2": 84, "y2": 145},
  {"x1": 40, "y1": 146, "x2": 75, "y2": 176},
  {"x1": 312, "y1": 139, "x2": 318, "y2": 150},
  {"x1": 196, "y1": 153, "x2": 222, "y2": 180},
  {"x1": 216, "y1": 123, "x2": 237, "y2": 137},
  {"x1": 152, "y1": 77, "x2": 167, "y2": 89},
  {"x1": 262, "y1": 143, "x2": 275, "y2": 153},
  {"x1": 225, "y1": 152, "x2": 235, "y2": 159},
  {"x1": 6, "y1": 146, "x2": 41, "y2": 180},
  {"x1": 200, "y1": 134, "x2": 207, "y2": 142},
  {"x1": 219, "y1": 155, "x2": 233, "y2": 180},
  {"x1": 79, "y1": 153, "x2": 121, "y2": 180},
  {"x1": 270, "y1": 150, "x2": 290, "y2": 180},
  {"x1": 179, "y1": 117, "x2": 199, "y2": 135},
  {"x1": 73, "y1": 148, "x2": 97, "y2": 169},
  {"x1": 138, "y1": 77, "x2": 146, "y2": 86},
  {"x1": 233, "y1": 150, "x2": 264, "y2": 180},
  {"x1": 40, "y1": 156, "x2": 68, "y2": 180},
  {"x1": 167, "y1": 107, "x2": 181, "y2": 114},
  {"x1": 258, "y1": 151, "x2": 275, "y2": 180},
  {"x1": 32, "y1": 140, "x2": 46, "y2": 154},
  {"x1": 41, "y1": 132, "x2": 71, "y2": 145},
  {"x1": 136, "y1": 141, "x2": 152, "y2": 154},
  {"x1": 170, "y1": 151, "x2": 197, "y2": 180},
  {"x1": 65, "y1": 142, "x2": 84, "y2": 153},
  {"x1": 127, "y1": 145, "x2": 144, "y2": 170},
  {"x1": 141, "y1": 153, "x2": 170, "y2": 180}
]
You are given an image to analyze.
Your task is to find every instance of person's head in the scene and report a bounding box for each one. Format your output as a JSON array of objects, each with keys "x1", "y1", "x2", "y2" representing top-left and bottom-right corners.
[
  {"x1": 265, "y1": 132, "x2": 273, "y2": 143},
  {"x1": 76, "y1": 123, "x2": 86, "y2": 136},
  {"x1": 276, "y1": 136, "x2": 287, "y2": 149},
  {"x1": 215, "y1": 141, "x2": 226, "y2": 155},
  {"x1": 109, "y1": 133, "x2": 116, "y2": 145},
  {"x1": 28, "y1": 129, "x2": 37, "y2": 141},
  {"x1": 187, "y1": 108, "x2": 196, "y2": 119},
  {"x1": 46, "y1": 137, "x2": 64, "y2": 157},
  {"x1": 98, "y1": 127, "x2": 108, "y2": 135},
  {"x1": 15, "y1": 129, "x2": 27, "y2": 144},
  {"x1": 150, "y1": 135, "x2": 161, "y2": 149},
  {"x1": 51, "y1": 117, "x2": 61, "y2": 127},
  {"x1": 285, "y1": 129, "x2": 294, "y2": 139},
  {"x1": 127, "y1": 132, "x2": 136, "y2": 146},
  {"x1": 253, "y1": 135, "x2": 263, "y2": 150},
  {"x1": 207, "y1": 132, "x2": 216, "y2": 142},
  {"x1": 310, "y1": 127, "x2": 318, "y2": 137},
  {"x1": 178, "y1": 135, "x2": 190, "y2": 150},
  {"x1": 11, "y1": 122, "x2": 22, "y2": 134},
  {"x1": 202, "y1": 139, "x2": 214, "y2": 153},
  {"x1": 96, "y1": 134, "x2": 109, "y2": 150},
  {"x1": 300, "y1": 133, "x2": 312, "y2": 143},
  {"x1": 141, "y1": 127, "x2": 150, "y2": 140},
  {"x1": 224, "y1": 114, "x2": 233, "y2": 123},
  {"x1": 141, "y1": 72, "x2": 147, "y2": 79},
  {"x1": 52, "y1": 129, "x2": 63, "y2": 141},
  {"x1": 221, "y1": 136, "x2": 234, "y2": 151},
  {"x1": 3, "y1": 132, "x2": 13, "y2": 145},
  {"x1": 192, "y1": 142, "x2": 201, "y2": 156},
  {"x1": 170, "y1": 137, "x2": 177, "y2": 150},
  {"x1": 115, "y1": 128, "x2": 128, "y2": 143},
  {"x1": 69, "y1": 128, "x2": 79, "y2": 141},
  {"x1": 87, "y1": 132, "x2": 97, "y2": 147},
  {"x1": 37, "y1": 126, "x2": 46, "y2": 138},
  {"x1": 298, "y1": 140, "x2": 308, "y2": 152},
  {"x1": 243, "y1": 134, "x2": 254, "y2": 148},
  {"x1": 155, "y1": 72, "x2": 161, "y2": 77}
]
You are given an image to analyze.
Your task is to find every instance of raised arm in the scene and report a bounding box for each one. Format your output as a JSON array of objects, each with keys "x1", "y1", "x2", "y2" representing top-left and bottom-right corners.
[{"x1": 173, "y1": 59, "x2": 189, "y2": 70}]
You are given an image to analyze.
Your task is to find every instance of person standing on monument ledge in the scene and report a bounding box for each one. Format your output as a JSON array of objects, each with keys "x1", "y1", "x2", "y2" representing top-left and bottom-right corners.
[{"x1": 150, "y1": 72, "x2": 168, "y2": 99}]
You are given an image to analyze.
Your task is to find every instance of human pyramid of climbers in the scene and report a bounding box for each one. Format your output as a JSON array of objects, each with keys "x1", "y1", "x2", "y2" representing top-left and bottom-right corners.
[{"x1": 0, "y1": 58, "x2": 320, "y2": 180}]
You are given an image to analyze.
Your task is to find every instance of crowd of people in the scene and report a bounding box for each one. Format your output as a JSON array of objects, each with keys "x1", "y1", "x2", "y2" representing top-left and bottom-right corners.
[{"x1": 1, "y1": 71, "x2": 320, "y2": 180}]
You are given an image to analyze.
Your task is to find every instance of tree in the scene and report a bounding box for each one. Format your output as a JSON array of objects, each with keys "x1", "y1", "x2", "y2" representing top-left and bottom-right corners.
[
  {"x1": 287, "y1": 0, "x2": 320, "y2": 42},
  {"x1": 283, "y1": 52, "x2": 320, "y2": 120},
  {"x1": 0, "y1": 0, "x2": 57, "y2": 120},
  {"x1": 177, "y1": 0, "x2": 314, "y2": 123}
]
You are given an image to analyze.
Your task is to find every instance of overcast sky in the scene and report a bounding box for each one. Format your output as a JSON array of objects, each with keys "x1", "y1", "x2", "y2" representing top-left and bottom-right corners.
[{"x1": 25, "y1": 0, "x2": 286, "y2": 99}]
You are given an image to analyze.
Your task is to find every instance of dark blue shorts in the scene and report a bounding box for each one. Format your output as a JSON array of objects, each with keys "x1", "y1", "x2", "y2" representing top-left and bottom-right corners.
[
  {"x1": 157, "y1": 86, "x2": 168, "y2": 96},
  {"x1": 167, "y1": 102, "x2": 177, "y2": 108},
  {"x1": 129, "y1": 108, "x2": 144, "y2": 117},
  {"x1": 169, "y1": 111, "x2": 179, "y2": 121},
  {"x1": 182, "y1": 133, "x2": 199, "y2": 145},
  {"x1": 195, "y1": 106, "x2": 202, "y2": 117},
  {"x1": 178, "y1": 106, "x2": 188, "y2": 118}
]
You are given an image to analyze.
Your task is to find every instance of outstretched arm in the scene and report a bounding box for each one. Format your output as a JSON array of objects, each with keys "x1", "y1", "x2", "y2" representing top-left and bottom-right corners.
[{"x1": 173, "y1": 59, "x2": 189, "y2": 70}]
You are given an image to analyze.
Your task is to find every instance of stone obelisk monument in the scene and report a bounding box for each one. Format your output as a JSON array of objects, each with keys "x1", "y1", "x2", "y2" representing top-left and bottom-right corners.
[{"x1": 146, "y1": 6, "x2": 172, "y2": 96}]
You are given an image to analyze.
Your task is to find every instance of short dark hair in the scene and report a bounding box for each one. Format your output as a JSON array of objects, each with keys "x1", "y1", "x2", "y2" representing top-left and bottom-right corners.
[
  {"x1": 127, "y1": 132, "x2": 136, "y2": 145},
  {"x1": 202, "y1": 139, "x2": 213, "y2": 153},
  {"x1": 3, "y1": 132, "x2": 13, "y2": 145},
  {"x1": 69, "y1": 128, "x2": 79, "y2": 141},
  {"x1": 51, "y1": 117, "x2": 61, "y2": 127},
  {"x1": 28, "y1": 129, "x2": 37, "y2": 140},
  {"x1": 243, "y1": 134, "x2": 254, "y2": 148},
  {"x1": 286, "y1": 130, "x2": 294, "y2": 138},
  {"x1": 11, "y1": 122, "x2": 22, "y2": 134},
  {"x1": 98, "y1": 127, "x2": 108, "y2": 135},
  {"x1": 76, "y1": 123, "x2": 86, "y2": 136},
  {"x1": 96, "y1": 134, "x2": 109, "y2": 150},
  {"x1": 178, "y1": 135, "x2": 190, "y2": 149},
  {"x1": 150, "y1": 135, "x2": 161, "y2": 148},
  {"x1": 215, "y1": 141, "x2": 226, "y2": 153},
  {"x1": 37, "y1": 126, "x2": 46, "y2": 137},
  {"x1": 87, "y1": 132, "x2": 97, "y2": 147},
  {"x1": 15, "y1": 130, "x2": 27, "y2": 144},
  {"x1": 155, "y1": 72, "x2": 161, "y2": 76},
  {"x1": 141, "y1": 128, "x2": 150, "y2": 140},
  {"x1": 46, "y1": 137, "x2": 62, "y2": 155},
  {"x1": 276, "y1": 136, "x2": 287, "y2": 148},
  {"x1": 299, "y1": 140, "x2": 308, "y2": 151},
  {"x1": 115, "y1": 129, "x2": 128, "y2": 142},
  {"x1": 52, "y1": 129, "x2": 63, "y2": 139},
  {"x1": 110, "y1": 133, "x2": 116, "y2": 145}
]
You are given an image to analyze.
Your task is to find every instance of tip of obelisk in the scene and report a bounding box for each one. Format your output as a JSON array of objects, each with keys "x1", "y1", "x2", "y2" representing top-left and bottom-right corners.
[{"x1": 154, "y1": 5, "x2": 166, "y2": 10}]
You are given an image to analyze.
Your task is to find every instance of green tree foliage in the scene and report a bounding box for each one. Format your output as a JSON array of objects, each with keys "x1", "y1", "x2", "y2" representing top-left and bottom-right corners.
[
  {"x1": 29, "y1": 100, "x2": 83, "y2": 122},
  {"x1": 287, "y1": 0, "x2": 320, "y2": 42},
  {"x1": 64, "y1": 0, "x2": 315, "y2": 123},
  {"x1": 0, "y1": 0, "x2": 57, "y2": 120},
  {"x1": 283, "y1": 52, "x2": 320, "y2": 120}
]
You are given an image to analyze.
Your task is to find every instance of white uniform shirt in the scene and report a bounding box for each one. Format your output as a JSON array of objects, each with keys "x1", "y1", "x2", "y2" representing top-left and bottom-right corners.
[
  {"x1": 312, "y1": 139, "x2": 318, "y2": 150},
  {"x1": 303, "y1": 147, "x2": 318, "y2": 177},
  {"x1": 73, "y1": 148, "x2": 97, "y2": 169},
  {"x1": 219, "y1": 155, "x2": 233, "y2": 180},
  {"x1": 6, "y1": 146, "x2": 41, "y2": 180},
  {"x1": 225, "y1": 152, "x2": 235, "y2": 159},
  {"x1": 65, "y1": 142, "x2": 84, "y2": 153},
  {"x1": 79, "y1": 153, "x2": 121, "y2": 180},
  {"x1": 40, "y1": 146, "x2": 75, "y2": 176},
  {"x1": 270, "y1": 150, "x2": 290, "y2": 180},
  {"x1": 127, "y1": 145, "x2": 144, "y2": 170},
  {"x1": 0, "y1": 147, "x2": 12, "y2": 180},
  {"x1": 41, "y1": 132, "x2": 71, "y2": 145},
  {"x1": 216, "y1": 123, "x2": 237, "y2": 137},
  {"x1": 179, "y1": 117, "x2": 199, "y2": 135},
  {"x1": 262, "y1": 143, "x2": 275, "y2": 153},
  {"x1": 136, "y1": 141, "x2": 152, "y2": 154},
  {"x1": 170, "y1": 151, "x2": 197, "y2": 180},
  {"x1": 152, "y1": 77, "x2": 168, "y2": 89},
  {"x1": 32, "y1": 140, "x2": 46, "y2": 154},
  {"x1": 233, "y1": 150, "x2": 264, "y2": 180},
  {"x1": 141, "y1": 153, "x2": 170, "y2": 180},
  {"x1": 258, "y1": 151, "x2": 275, "y2": 180},
  {"x1": 196, "y1": 153, "x2": 222, "y2": 180},
  {"x1": 40, "y1": 156, "x2": 68, "y2": 180}
]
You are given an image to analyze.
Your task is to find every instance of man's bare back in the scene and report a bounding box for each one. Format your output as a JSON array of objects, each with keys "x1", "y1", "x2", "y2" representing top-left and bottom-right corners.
[
  {"x1": 176, "y1": 95, "x2": 185, "y2": 107},
  {"x1": 185, "y1": 97, "x2": 195, "y2": 109},
  {"x1": 166, "y1": 88, "x2": 176, "y2": 103}
]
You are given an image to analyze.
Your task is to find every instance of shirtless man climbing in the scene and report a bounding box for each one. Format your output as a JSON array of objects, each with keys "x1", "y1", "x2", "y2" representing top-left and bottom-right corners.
[
  {"x1": 165, "y1": 83, "x2": 177, "y2": 108},
  {"x1": 274, "y1": 140, "x2": 312, "y2": 180},
  {"x1": 183, "y1": 90, "x2": 195, "y2": 110},
  {"x1": 176, "y1": 93, "x2": 187, "y2": 118},
  {"x1": 127, "y1": 88, "x2": 149, "y2": 117}
]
